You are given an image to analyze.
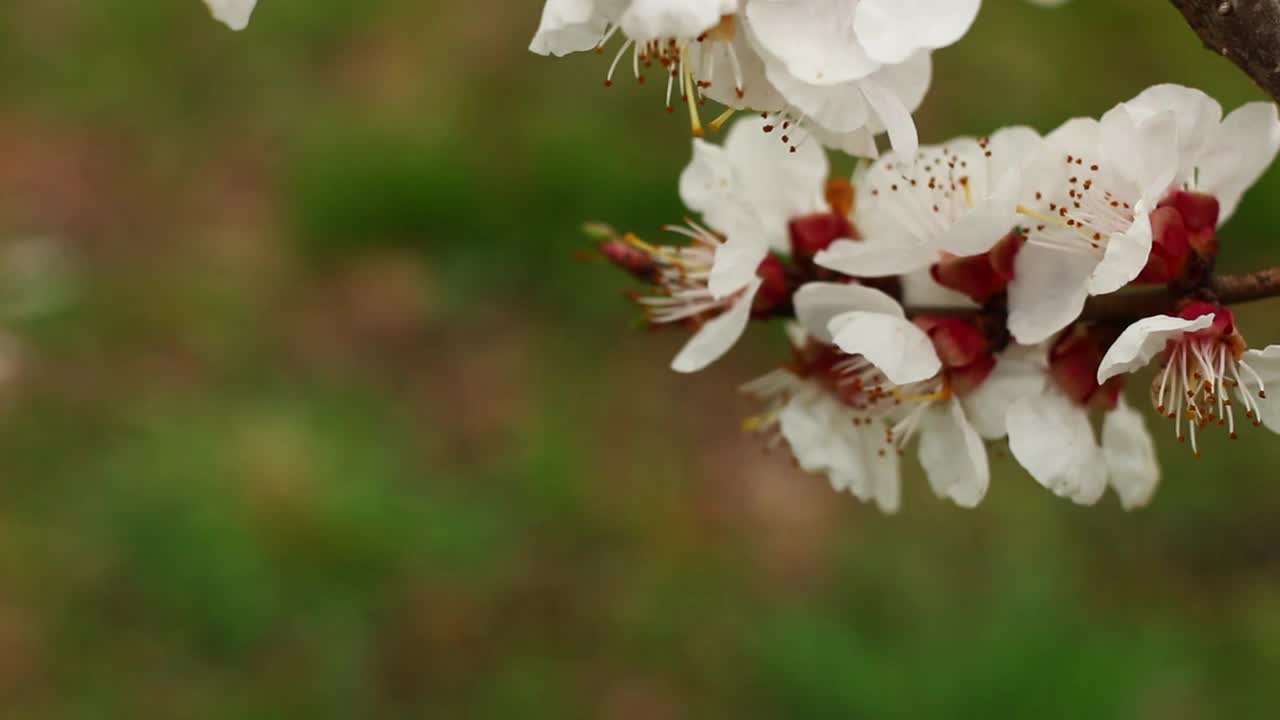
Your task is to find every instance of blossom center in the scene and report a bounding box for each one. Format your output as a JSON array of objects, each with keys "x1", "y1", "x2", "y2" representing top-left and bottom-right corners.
[
  {"x1": 1020, "y1": 154, "x2": 1133, "y2": 258},
  {"x1": 597, "y1": 16, "x2": 746, "y2": 137},
  {"x1": 1152, "y1": 305, "x2": 1262, "y2": 456}
]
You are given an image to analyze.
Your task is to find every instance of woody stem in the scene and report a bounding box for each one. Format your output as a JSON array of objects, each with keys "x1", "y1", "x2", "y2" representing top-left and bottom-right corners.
[
  {"x1": 904, "y1": 266, "x2": 1280, "y2": 323},
  {"x1": 1168, "y1": 0, "x2": 1280, "y2": 106}
]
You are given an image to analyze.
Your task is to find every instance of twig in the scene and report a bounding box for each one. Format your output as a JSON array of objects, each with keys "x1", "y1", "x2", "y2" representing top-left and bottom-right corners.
[
  {"x1": 1169, "y1": 0, "x2": 1280, "y2": 104},
  {"x1": 905, "y1": 267, "x2": 1280, "y2": 323}
]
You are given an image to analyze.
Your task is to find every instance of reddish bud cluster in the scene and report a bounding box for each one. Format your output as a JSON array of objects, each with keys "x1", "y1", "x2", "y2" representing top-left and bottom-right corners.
[
  {"x1": 598, "y1": 237, "x2": 661, "y2": 283},
  {"x1": 1050, "y1": 324, "x2": 1124, "y2": 410},
  {"x1": 753, "y1": 253, "x2": 792, "y2": 316},
  {"x1": 930, "y1": 229, "x2": 1026, "y2": 305},
  {"x1": 788, "y1": 178, "x2": 861, "y2": 268},
  {"x1": 1175, "y1": 300, "x2": 1247, "y2": 358},
  {"x1": 1137, "y1": 191, "x2": 1220, "y2": 285},
  {"x1": 915, "y1": 316, "x2": 996, "y2": 396}
]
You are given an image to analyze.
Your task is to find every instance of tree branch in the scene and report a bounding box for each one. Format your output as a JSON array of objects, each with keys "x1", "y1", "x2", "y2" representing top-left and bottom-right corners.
[
  {"x1": 1169, "y1": 0, "x2": 1280, "y2": 104},
  {"x1": 907, "y1": 267, "x2": 1280, "y2": 323}
]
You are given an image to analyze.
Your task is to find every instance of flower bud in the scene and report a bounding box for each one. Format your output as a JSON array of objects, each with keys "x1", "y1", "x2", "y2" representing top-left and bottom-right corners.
[
  {"x1": 1050, "y1": 324, "x2": 1124, "y2": 410},
  {"x1": 1159, "y1": 190, "x2": 1220, "y2": 260},
  {"x1": 930, "y1": 229, "x2": 1025, "y2": 305},
  {"x1": 752, "y1": 254, "x2": 792, "y2": 316},
  {"x1": 1135, "y1": 205, "x2": 1191, "y2": 285},
  {"x1": 599, "y1": 236, "x2": 660, "y2": 282}
]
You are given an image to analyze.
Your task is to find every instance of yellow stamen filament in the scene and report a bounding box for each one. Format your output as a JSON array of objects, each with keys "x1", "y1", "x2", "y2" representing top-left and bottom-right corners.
[
  {"x1": 709, "y1": 107, "x2": 736, "y2": 133},
  {"x1": 682, "y1": 47, "x2": 705, "y2": 137}
]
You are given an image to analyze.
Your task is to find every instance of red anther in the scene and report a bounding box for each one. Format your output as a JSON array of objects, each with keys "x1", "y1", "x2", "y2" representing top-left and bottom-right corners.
[{"x1": 1159, "y1": 190, "x2": 1220, "y2": 260}]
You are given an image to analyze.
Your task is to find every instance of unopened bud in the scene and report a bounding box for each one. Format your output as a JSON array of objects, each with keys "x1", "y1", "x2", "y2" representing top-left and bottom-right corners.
[
  {"x1": 788, "y1": 212, "x2": 856, "y2": 265},
  {"x1": 752, "y1": 253, "x2": 792, "y2": 315},
  {"x1": 1136, "y1": 206, "x2": 1192, "y2": 285},
  {"x1": 1159, "y1": 191, "x2": 1220, "y2": 260},
  {"x1": 1050, "y1": 324, "x2": 1122, "y2": 409},
  {"x1": 598, "y1": 235, "x2": 660, "y2": 282}
]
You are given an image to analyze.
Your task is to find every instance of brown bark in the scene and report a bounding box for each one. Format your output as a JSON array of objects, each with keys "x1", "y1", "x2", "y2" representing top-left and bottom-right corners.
[
  {"x1": 1169, "y1": 0, "x2": 1280, "y2": 104},
  {"x1": 905, "y1": 268, "x2": 1280, "y2": 323}
]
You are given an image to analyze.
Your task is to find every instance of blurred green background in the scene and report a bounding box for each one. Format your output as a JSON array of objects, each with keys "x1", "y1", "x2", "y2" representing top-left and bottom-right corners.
[{"x1": 1, "y1": 1, "x2": 1280, "y2": 717}]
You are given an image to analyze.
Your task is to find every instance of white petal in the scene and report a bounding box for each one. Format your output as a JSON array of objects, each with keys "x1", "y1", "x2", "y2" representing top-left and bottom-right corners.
[
  {"x1": 961, "y1": 345, "x2": 1050, "y2": 440},
  {"x1": 1102, "y1": 398, "x2": 1161, "y2": 510},
  {"x1": 1241, "y1": 346, "x2": 1280, "y2": 433},
  {"x1": 708, "y1": 224, "x2": 769, "y2": 299},
  {"x1": 779, "y1": 392, "x2": 842, "y2": 474},
  {"x1": 1007, "y1": 390, "x2": 1103, "y2": 504},
  {"x1": 205, "y1": 0, "x2": 257, "y2": 30},
  {"x1": 1087, "y1": 200, "x2": 1153, "y2": 296},
  {"x1": 671, "y1": 277, "x2": 762, "y2": 373},
  {"x1": 1006, "y1": 242, "x2": 1095, "y2": 345},
  {"x1": 1197, "y1": 102, "x2": 1280, "y2": 223},
  {"x1": 917, "y1": 399, "x2": 989, "y2": 508},
  {"x1": 678, "y1": 138, "x2": 736, "y2": 231},
  {"x1": 761, "y1": 63, "x2": 873, "y2": 134},
  {"x1": 985, "y1": 125, "x2": 1045, "y2": 190},
  {"x1": 809, "y1": 126, "x2": 879, "y2": 158},
  {"x1": 934, "y1": 127, "x2": 1042, "y2": 257},
  {"x1": 619, "y1": 0, "x2": 734, "y2": 41},
  {"x1": 1100, "y1": 105, "x2": 1178, "y2": 200},
  {"x1": 814, "y1": 238, "x2": 934, "y2": 278},
  {"x1": 858, "y1": 423, "x2": 901, "y2": 513},
  {"x1": 853, "y1": 0, "x2": 980, "y2": 64},
  {"x1": 1121, "y1": 84, "x2": 1222, "y2": 184},
  {"x1": 723, "y1": 115, "x2": 829, "y2": 246},
  {"x1": 899, "y1": 268, "x2": 979, "y2": 309},
  {"x1": 745, "y1": 0, "x2": 880, "y2": 86},
  {"x1": 1069, "y1": 450, "x2": 1110, "y2": 507},
  {"x1": 860, "y1": 74, "x2": 919, "y2": 158},
  {"x1": 693, "y1": 24, "x2": 786, "y2": 111},
  {"x1": 829, "y1": 311, "x2": 940, "y2": 386},
  {"x1": 1096, "y1": 313, "x2": 1216, "y2": 383},
  {"x1": 793, "y1": 281, "x2": 903, "y2": 343}
]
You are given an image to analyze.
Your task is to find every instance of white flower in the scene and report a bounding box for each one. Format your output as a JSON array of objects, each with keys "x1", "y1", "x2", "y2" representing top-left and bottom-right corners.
[
  {"x1": 603, "y1": 116, "x2": 826, "y2": 373},
  {"x1": 530, "y1": 0, "x2": 955, "y2": 156},
  {"x1": 619, "y1": 223, "x2": 770, "y2": 374},
  {"x1": 815, "y1": 126, "x2": 1042, "y2": 278},
  {"x1": 792, "y1": 282, "x2": 997, "y2": 507},
  {"x1": 1097, "y1": 304, "x2": 1280, "y2": 454},
  {"x1": 742, "y1": 0, "x2": 978, "y2": 156},
  {"x1": 680, "y1": 115, "x2": 828, "y2": 294},
  {"x1": 204, "y1": 0, "x2": 257, "y2": 30},
  {"x1": 1007, "y1": 388, "x2": 1159, "y2": 510},
  {"x1": 742, "y1": 368, "x2": 901, "y2": 513},
  {"x1": 531, "y1": 1, "x2": 782, "y2": 136},
  {"x1": 1008, "y1": 85, "x2": 1280, "y2": 344}
]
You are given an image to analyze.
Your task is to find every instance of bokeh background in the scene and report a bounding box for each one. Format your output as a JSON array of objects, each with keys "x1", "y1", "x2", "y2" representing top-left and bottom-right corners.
[{"x1": 1, "y1": 1, "x2": 1280, "y2": 717}]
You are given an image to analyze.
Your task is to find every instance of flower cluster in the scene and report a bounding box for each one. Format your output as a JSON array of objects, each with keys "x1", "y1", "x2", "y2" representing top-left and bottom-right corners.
[
  {"x1": 530, "y1": 0, "x2": 1076, "y2": 158},
  {"x1": 589, "y1": 79, "x2": 1280, "y2": 512}
]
